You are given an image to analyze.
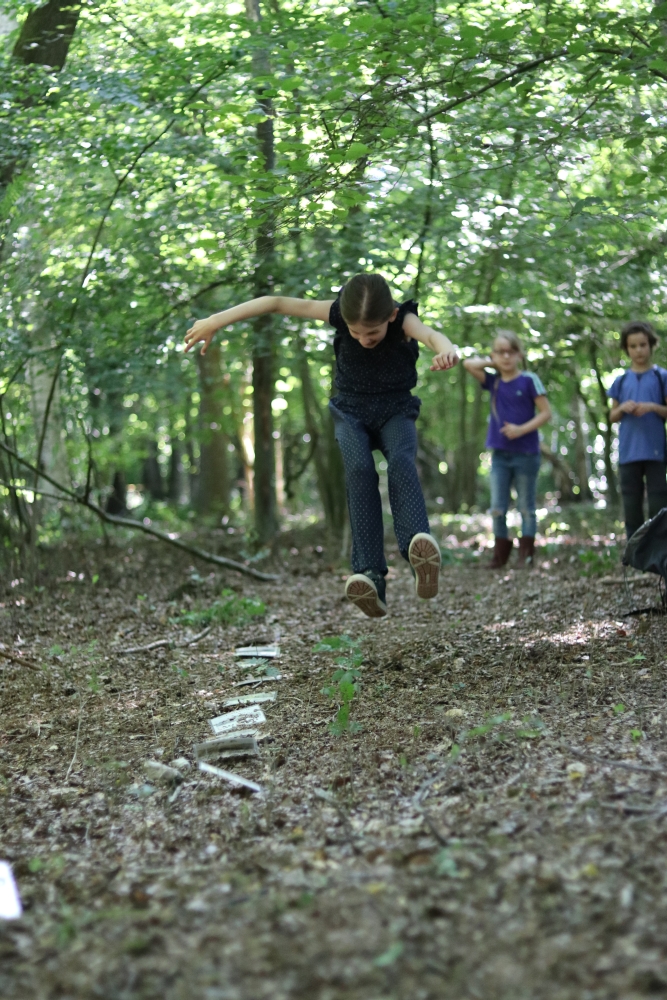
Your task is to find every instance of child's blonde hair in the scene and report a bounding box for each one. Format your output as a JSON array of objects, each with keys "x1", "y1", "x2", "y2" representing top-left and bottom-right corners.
[{"x1": 493, "y1": 329, "x2": 524, "y2": 360}]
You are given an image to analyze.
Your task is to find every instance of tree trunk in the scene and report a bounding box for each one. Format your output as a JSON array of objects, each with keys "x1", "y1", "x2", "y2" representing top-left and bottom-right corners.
[
  {"x1": 195, "y1": 344, "x2": 230, "y2": 516},
  {"x1": 142, "y1": 440, "x2": 165, "y2": 501},
  {"x1": 299, "y1": 347, "x2": 347, "y2": 547},
  {"x1": 571, "y1": 395, "x2": 593, "y2": 501},
  {"x1": 451, "y1": 133, "x2": 525, "y2": 511},
  {"x1": 589, "y1": 337, "x2": 618, "y2": 503},
  {"x1": 2, "y1": 0, "x2": 82, "y2": 195},
  {"x1": 168, "y1": 442, "x2": 182, "y2": 503},
  {"x1": 540, "y1": 443, "x2": 576, "y2": 503},
  {"x1": 12, "y1": 0, "x2": 81, "y2": 69},
  {"x1": 245, "y1": 0, "x2": 278, "y2": 544}
]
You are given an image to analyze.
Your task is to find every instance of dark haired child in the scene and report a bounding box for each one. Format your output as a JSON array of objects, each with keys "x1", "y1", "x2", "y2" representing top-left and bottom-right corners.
[
  {"x1": 608, "y1": 321, "x2": 667, "y2": 539},
  {"x1": 185, "y1": 273, "x2": 458, "y2": 617},
  {"x1": 464, "y1": 331, "x2": 551, "y2": 569}
]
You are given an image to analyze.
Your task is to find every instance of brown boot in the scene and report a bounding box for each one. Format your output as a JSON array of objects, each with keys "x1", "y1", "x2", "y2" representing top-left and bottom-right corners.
[
  {"x1": 487, "y1": 537, "x2": 513, "y2": 569},
  {"x1": 517, "y1": 536, "x2": 535, "y2": 568}
]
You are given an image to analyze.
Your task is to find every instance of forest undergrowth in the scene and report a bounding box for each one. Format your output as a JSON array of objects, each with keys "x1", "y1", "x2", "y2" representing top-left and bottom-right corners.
[{"x1": 1, "y1": 520, "x2": 666, "y2": 1000}]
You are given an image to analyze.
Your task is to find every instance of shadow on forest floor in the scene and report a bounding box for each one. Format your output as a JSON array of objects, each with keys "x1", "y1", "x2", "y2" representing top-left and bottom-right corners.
[{"x1": 1, "y1": 516, "x2": 666, "y2": 1000}]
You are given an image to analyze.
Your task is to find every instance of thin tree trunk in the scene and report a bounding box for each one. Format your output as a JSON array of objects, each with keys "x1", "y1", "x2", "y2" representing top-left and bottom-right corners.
[
  {"x1": 299, "y1": 347, "x2": 347, "y2": 546},
  {"x1": 571, "y1": 394, "x2": 592, "y2": 501},
  {"x1": 196, "y1": 344, "x2": 230, "y2": 516},
  {"x1": 589, "y1": 336, "x2": 618, "y2": 503},
  {"x1": 245, "y1": 0, "x2": 278, "y2": 544}
]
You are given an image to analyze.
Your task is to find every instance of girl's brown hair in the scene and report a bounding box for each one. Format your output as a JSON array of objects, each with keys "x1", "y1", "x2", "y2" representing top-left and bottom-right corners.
[
  {"x1": 339, "y1": 273, "x2": 395, "y2": 325},
  {"x1": 621, "y1": 321, "x2": 659, "y2": 353}
]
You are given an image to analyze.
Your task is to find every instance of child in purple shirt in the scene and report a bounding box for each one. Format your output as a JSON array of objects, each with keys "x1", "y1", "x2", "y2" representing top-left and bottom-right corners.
[{"x1": 464, "y1": 331, "x2": 551, "y2": 568}]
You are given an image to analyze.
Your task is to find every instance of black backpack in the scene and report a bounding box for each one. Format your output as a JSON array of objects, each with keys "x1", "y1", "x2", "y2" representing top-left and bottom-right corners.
[{"x1": 623, "y1": 507, "x2": 667, "y2": 609}]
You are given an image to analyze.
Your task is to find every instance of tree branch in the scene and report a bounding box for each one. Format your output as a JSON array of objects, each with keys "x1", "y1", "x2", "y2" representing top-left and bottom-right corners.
[{"x1": 0, "y1": 442, "x2": 279, "y2": 582}]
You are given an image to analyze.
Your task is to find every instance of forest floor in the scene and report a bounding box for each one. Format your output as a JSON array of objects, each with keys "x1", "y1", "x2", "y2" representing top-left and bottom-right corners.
[{"x1": 1, "y1": 513, "x2": 667, "y2": 1000}]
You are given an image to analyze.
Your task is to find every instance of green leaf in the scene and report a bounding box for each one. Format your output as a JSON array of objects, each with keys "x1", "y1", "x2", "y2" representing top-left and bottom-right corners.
[
  {"x1": 374, "y1": 942, "x2": 404, "y2": 967},
  {"x1": 329, "y1": 32, "x2": 348, "y2": 49},
  {"x1": 344, "y1": 141, "x2": 370, "y2": 160}
]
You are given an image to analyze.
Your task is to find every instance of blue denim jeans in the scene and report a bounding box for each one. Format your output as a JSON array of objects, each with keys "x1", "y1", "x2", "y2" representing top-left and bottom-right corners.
[
  {"x1": 490, "y1": 449, "x2": 541, "y2": 538},
  {"x1": 330, "y1": 403, "x2": 430, "y2": 587}
]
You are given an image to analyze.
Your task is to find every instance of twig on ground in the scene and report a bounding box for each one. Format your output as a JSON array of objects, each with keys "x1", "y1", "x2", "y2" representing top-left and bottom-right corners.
[
  {"x1": 563, "y1": 744, "x2": 664, "y2": 776},
  {"x1": 0, "y1": 441, "x2": 279, "y2": 582},
  {"x1": 116, "y1": 625, "x2": 213, "y2": 656},
  {"x1": 0, "y1": 648, "x2": 40, "y2": 671},
  {"x1": 65, "y1": 697, "x2": 86, "y2": 782}
]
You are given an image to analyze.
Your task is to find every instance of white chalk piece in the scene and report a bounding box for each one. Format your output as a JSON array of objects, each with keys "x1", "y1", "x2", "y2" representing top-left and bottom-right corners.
[
  {"x1": 198, "y1": 760, "x2": 262, "y2": 793},
  {"x1": 0, "y1": 862, "x2": 22, "y2": 920},
  {"x1": 209, "y1": 704, "x2": 266, "y2": 736},
  {"x1": 223, "y1": 691, "x2": 277, "y2": 708},
  {"x1": 194, "y1": 736, "x2": 259, "y2": 760},
  {"x1": 235, "y1": 645, "x2": 280, "y2": 658}
]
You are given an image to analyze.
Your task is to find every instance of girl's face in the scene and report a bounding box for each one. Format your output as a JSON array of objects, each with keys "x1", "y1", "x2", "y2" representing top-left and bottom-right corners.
[
  {"x1": 347, "y1": 307, "x2": 398, "y2": 349},
  {"x1": 491, "y1": 337, "x2": 521, "y2": 375},
  {"x1": 626, "y1": 332, "x2": 652, "y2": 368}
]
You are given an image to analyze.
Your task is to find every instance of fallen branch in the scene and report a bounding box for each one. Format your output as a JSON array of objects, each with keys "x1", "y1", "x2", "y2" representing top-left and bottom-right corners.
[
  {"x1": 116, "y1": 625, "x2": 213, "y2": 656},
  {"x1": 0, "y1": 648, "x2": 40, "y2": 671},
  {"x1": 563, "y1": 743, "x2": 663, "y2": 776},
  {"x1": 0, "y1": 442, "x2": 278, "y2": 582}
]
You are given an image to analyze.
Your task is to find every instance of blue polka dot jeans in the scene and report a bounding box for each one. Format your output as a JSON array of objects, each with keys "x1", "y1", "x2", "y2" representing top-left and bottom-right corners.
[{"x1": 330, "y1": 401, "x2": 430, "y2": 585}]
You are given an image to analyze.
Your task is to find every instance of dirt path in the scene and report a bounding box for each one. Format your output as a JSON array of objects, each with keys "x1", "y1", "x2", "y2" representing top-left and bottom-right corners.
[{"x1": 1, "y1": 534, "x2": 666, "y2": 1000}]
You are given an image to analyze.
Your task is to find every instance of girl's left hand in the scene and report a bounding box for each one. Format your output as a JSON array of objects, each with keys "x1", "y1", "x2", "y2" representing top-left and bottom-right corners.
[
  {"x1": 501, "y1": 422, "x2": 523, "y2": 439},
  {"x1": 430, "y1": 351, "x2": 459, "y2": 371}
]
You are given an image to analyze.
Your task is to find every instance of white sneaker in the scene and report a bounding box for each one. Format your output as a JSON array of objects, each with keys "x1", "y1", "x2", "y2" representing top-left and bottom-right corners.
[
  {"x1": 408, "y1": 533, "x2": 441, "y2": 599},
  {"x1": 345, "y1": 574, "x2": 387, "y2": 618}
]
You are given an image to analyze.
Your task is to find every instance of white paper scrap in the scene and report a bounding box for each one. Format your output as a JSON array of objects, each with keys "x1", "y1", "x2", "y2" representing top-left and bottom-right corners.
[
  {"x1": 235, "y1": 645, "x2": 280, "y2": 658},
  {"x1": 224, "y1": 691, "x2": 277, "y2": 708},
  {"x1": 198, "y1": 761, "x2": 262, "y2": 793},
  {"x1": 0, "y1": 862, "x2": 22, "y2": 920},
  {"x1": 209, "y1": 704, "x2": 266, "y2": 736}
]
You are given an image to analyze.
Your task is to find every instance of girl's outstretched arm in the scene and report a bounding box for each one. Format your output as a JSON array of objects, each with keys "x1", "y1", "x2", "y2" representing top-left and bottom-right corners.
[
  {"x1": 185, "y1": 296, "x2": 334, "y2": 355},
  {"x1": 463, "y1": 356, "x2": 495, "y2": 384},
  {"x1": 403, "y1": 313, "x2": 458, "y2": 370}
]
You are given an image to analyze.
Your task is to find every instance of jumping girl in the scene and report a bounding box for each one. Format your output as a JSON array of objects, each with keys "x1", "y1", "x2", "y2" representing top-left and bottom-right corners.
[
  {"x1": 464, "y1": 331, "x2": 551, "y2": 569},
  {"x1": 184, "y1": 274, "x2": 458, "y2": 617}
]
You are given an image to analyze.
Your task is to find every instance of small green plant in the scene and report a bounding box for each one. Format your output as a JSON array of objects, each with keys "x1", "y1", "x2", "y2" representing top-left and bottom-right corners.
[
  {"x1": 577, "y1": 545, "x2": 620, "y2": 577},
  {"x1": 316, "y1": 635, "x2": 363, "y2": 735},
  {"x1": 613, "y1": 703, "x2": 625, "y2": 715},
  {"x1": 172, "y1": 589, "x2": 265, "y2": 628},
  {"x1": 630, "y1": 728, "x2": 642, "y2": 742}
]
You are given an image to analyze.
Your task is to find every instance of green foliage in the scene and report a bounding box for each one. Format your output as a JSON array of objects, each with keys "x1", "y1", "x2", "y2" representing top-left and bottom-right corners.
[
  {"x1": 317, "y1": 634, "x2": 363, "y2": 735},
  {"x1": 577, "y1": 546, "x2": 621, "y2": 577},
  {"x1": 2, "y1": 0, "x2": 667, "y2": 548},
  {"x1": 171, "y1": 589, "x2": 265, "y2": 628}
]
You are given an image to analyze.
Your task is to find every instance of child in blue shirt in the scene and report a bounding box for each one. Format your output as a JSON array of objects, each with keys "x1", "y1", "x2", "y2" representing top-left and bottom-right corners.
[
  {"x1": 608, "y1": 321, "x2": 667, "y2": 539},
  {"x1": 464, "y1": 331, "x2": 551, "y2": 568}
]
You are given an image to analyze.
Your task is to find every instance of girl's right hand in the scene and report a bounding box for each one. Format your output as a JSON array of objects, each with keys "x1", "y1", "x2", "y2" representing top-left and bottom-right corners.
[{"x1": 184, "y1": 317, "x2": 220, "y2": 355}]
